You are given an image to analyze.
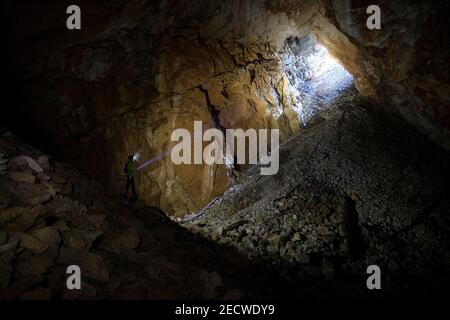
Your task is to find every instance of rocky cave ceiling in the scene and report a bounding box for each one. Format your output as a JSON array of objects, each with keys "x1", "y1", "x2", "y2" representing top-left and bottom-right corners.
[{"x1": 1, "y1": 0, "x2": 450, "y2": 216}]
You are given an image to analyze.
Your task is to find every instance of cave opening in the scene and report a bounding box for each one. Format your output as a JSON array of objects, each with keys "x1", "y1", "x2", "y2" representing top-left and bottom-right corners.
[
  {"x1": 2, "y1": 0, "x2": 450, "y2": 302},
  {"x1": 280, "y1": 34, "x2": 353, "y2": 126}
]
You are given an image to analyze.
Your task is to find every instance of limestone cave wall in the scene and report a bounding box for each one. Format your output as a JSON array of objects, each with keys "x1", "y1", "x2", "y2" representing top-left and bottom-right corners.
[{"x1": 3, "y1": 0, "x2": 449, "y2": 216}]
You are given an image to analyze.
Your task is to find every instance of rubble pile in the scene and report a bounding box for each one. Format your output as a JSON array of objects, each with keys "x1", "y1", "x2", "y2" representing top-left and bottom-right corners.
[
  {"x1": 0, "y1": 131, "x2": 285, "y2": 300},
  {"x1": 183, "y1": 88, "x2": 450, "y2": 297}
]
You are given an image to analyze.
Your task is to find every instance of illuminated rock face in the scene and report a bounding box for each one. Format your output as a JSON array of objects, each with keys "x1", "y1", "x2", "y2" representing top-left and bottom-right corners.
[
  {"x1": 315, "y1": 0, "x2": 450, "y2": 149},
  {"x1": 5, "y1": 0, "x2": 450, "y2": 215},
  {"x1": 280, "y1": 34, "x2": 353, "y2": 125},
  {"x1": 88, "y1": 36, "x2": 302, "y2": 216}
]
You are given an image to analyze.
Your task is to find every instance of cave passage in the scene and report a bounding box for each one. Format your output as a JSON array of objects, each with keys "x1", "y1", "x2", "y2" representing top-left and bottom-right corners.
[
  {"x1": 280, "y1": 34, "x2": 353, "y2": 125},
  {"x1": 1, "y1": 0, "x2": 450, "y2": 302}
]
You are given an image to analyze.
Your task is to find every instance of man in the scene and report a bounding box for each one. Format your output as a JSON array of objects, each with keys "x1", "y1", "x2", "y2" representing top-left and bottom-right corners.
[{"x1": 123, "y1": 155, "x2": 138, "y2": 200}]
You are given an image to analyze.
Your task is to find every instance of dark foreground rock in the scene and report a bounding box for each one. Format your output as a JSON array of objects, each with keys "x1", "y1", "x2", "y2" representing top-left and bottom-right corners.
[
  {"x1": 1, "y1": 88, "x2": 450, "y2": 300},
  {"x1": 0, "y1": 132, "x2": 292, "y2": 300}
]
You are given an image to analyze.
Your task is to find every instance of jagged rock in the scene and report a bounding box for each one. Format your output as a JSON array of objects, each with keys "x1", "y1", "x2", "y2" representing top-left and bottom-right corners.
[
  {"x1": 41, "y1": 179, "x2": 72, "y2": 196},
  {"x1": 330, "y1": 213, "x2": 343, "y2": 224},
  {"x1": 17, "y1": 233, "x2": 49, "y2": 254},
  {"x1": 1, "y1": 134, "x2": 302, "y2": 299},
  {"x1": 58, "y1": 248, "x2": 110, "y2": 283},
  {"x1": 279, "y1": 246, "x2": 288, "y2": 257},
  {"x1": 32, "y1": 226, "x2": 60, "y2": 244},
  {"x1": 14, "y1": 183, "x2": 52, "y2": 206},
  {"x1": 65, "y1": 229, "x2": 103, "y2": 250},
  {"x1": 46, "y1": 199, "x2": 90, "y2": 229},
  {"x1": 0, "y1": 235, "x2": 19, "y2": 253},
  {"x1": 291, "y1": 232, "x2": 301, "y2": 242},
  {"x1": 9, "y1": 172, "x2": 36, "y2": 184},
  {"x1": 224, "y1": 219, "x2": 248, "y2": 233},
  {"x1": 42, "y1": 183, "x2": 57, "y2": 197},
  {"x1": 268, "y1": 234, "x2": 281, "y2": 250},
  {"x1": 86, "y1": 214, "x2": 106, "y2": 229},
  {"x1": 52, "y1": 220, "x2": 71, "y2": 232},
  {"x1": 36, "y1": 156, "x2": 50, "y2": 172},
  {"x1": 114, "y1": 228, "x2": 140, "y2": 250},
  {"x1": 32, "y1": 227, "x2": 61, "y2": 260},
  {"x1": 6, "y1": 0, "x2": 450, "y2": 218},
  {"x1": 12, "y1": 156, "x2": 43, "y2": 173},
  {"x1": 37, "y1": 173, "x2": 52, "y2": 182},
  {"x1": 1, "y1": 206, "x2": 47, "y2": 232},
  {"x1": 66, "y1": 232, "x2": 90, "y2": 250},
  {"x1": 83, "y1": 230, "x2": 104, "y2": 243},
  {"x1": 210, "y1": 231, "x2": 219, "y2": 241},
  {"x1": 180, "y1": 88, "x2": 450, "y2": 287},
  {"x1": 317, "y1": 225, "x2": 332, "y2": 236},
  {"x1": 0, "y1": 207, "x2": 23, "y2": 226}
]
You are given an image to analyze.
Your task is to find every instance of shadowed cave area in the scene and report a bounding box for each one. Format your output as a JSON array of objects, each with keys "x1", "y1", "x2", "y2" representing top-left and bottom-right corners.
[
  {"x1": 280, "y1": 34, "x2": 353, "y2": 124},
  {"x1": 1, "y1": 0, "x2": 450, "y2": 300}
]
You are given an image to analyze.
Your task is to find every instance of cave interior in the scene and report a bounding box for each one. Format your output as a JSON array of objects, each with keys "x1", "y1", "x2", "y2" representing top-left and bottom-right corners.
[{"x1": 0, "y1": 0, "x2": 450, "y2": 300}]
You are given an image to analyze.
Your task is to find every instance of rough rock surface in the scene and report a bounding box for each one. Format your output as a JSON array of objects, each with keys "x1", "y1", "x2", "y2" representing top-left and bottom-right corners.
[
  {"x1": 3, "y1": 0, "x2": 450, "y2": 215},
  {"x1": 182, "y1": 88, "x2": 450, "y2": 297},
  {"x1": 0, "y1": 131, "x2": 298, "y2": 300},
  {"x1": 0, "y1": 83, "x2": 449, "y2": 300}
]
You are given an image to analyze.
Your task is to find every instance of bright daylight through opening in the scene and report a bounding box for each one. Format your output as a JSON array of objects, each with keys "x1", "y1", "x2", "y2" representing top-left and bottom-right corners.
[{"x1": 281, "y1": 34, "x2": 353, "y2": 125}]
